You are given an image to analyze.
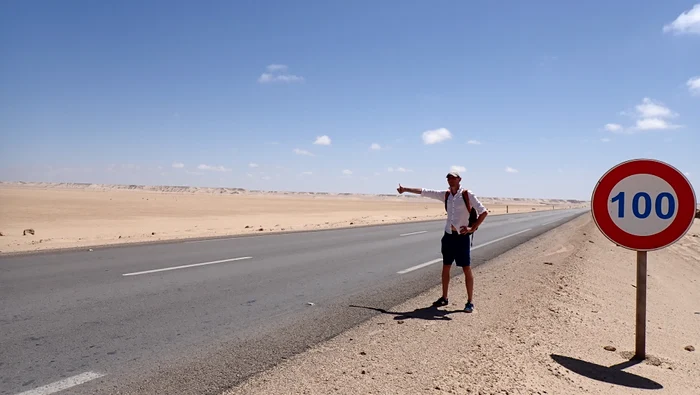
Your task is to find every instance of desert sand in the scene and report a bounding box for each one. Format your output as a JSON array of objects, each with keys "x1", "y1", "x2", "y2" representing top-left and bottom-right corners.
[
  {"x1": 0, "y1": 182, "x2": 586, "y2": 254},
  {"x1": 224, "y1": 214, "x2": 700, "y2": 395}
]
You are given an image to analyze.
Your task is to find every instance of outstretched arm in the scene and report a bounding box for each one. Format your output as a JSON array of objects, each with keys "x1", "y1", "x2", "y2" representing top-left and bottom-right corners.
[
  {"x1": 397, "y1": 184, "x2": 422, "y2": 194},
  {"x1": 397, "y1": 184, "x2": 445, "y2": 201}
]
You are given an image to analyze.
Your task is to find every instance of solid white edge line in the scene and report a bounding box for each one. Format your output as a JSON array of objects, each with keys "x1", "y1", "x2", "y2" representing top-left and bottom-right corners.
[
  {"x1": 540, "y1": 219, "x2": 559, "y2": 227},
  {"x1": 14, "y1": 371, "x2": 105, "y2": 395},
  {"x1": 122, "y1": 256, "x2": 252, "y2": 276},
  {"x1": 397, "y1": 228, "x2": 532, "y2": 274},
  {"x1": 400, "y1": 231, "x2": 427, "y2": 237}
]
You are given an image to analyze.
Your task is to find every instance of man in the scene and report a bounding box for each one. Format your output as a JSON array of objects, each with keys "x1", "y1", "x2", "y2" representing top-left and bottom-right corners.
[{"x1": 397, "y1": 170, "x2": 488, "y2": 313}]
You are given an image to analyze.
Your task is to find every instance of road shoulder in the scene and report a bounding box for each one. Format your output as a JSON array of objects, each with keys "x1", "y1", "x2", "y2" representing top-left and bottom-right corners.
[{"x1": 223, "y1": 215, "x2": 700, "y2": 395}]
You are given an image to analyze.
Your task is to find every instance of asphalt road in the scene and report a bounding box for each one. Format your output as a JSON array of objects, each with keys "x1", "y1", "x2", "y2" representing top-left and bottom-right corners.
[{"x1": 1, "y1": 208, "x2": 589, "y2": 395}]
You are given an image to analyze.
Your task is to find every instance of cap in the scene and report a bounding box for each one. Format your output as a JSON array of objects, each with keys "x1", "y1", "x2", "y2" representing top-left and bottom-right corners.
[{"x1": 446, "y1": 171, "x2": 461, "y2": 178}]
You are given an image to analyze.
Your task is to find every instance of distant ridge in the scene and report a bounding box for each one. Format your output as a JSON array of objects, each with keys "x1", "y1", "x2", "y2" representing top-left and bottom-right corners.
[{"x1": 0, "y1": 181, "x2": 590, "y2": 204}]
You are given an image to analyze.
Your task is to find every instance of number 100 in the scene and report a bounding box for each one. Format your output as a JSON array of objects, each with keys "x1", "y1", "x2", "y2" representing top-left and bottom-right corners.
[{"x1": 611, "y1": 191, "x2": 675, "y2": 219}]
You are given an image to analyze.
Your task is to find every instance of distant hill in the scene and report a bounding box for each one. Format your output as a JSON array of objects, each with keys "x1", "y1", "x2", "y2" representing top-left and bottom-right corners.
[{"x1": 0, "y1": 181, "x2": 590, "y2": 205}]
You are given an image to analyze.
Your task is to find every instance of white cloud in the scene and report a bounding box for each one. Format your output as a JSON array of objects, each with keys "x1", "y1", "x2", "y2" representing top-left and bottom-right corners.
[
  {"x1": 505, "y1": 167, "x2": 519, "y2": 173},
  {"x1": 172, "y1": 162, "x2": 185, "y2": 169},
  {"x1": 396, "y1": 167, "x2": 410, "y2": 172},
  {"x1": 197, "y1": 164, "x2": 232, "y2": 172},
  {"x1": 612, "y1": 98, "x2": 683, "y2": 133},
  {"x1": 370, "y1": 143, "x2": 381, "y2": 150},
  {"x1": 261, "y1": 175, "x2": 271, "y2": 180},
  {"x1": 663, "y1": 4, "x2": 700, "y2": 35},
  {"x1": 450, "y1": 165, "x2": 466, "y2": 173},
  {"x1": 684, "y1": 171, "x2": 692, "y2": 177},
  {"x1": 687, "y1": 76, "x2": 700, "y2": 96},
  {"x1": 247, "y1": 173, "x2": 254, "y2": 178},
  {"x1": 635, "y1": 97, "x2": 677, "y2": 119},
  {"x1": 422, "y1": 128, "x2": 452, "y2": 144},
  {"x1": 249, "y1": 163, "x2": 259, "y2": 168},
  {"x1": 300, "y1": 171, "x2": 313, "y2": 176},
  {"x1": 387, "y1": 167, "x2": 394, "y2": 172},
  {"x1": 258, "y1": 64, "x2": 304, "y2": 83},
  {"x1": 374, "y1": 172, "x2": 381, "y2": 176},
  {"x1": 293, "y1": 148, "x2": 314, "y2": 156},
  {"x1": 313, "y1": 135, "x2": 331, "y2": 145},
  {"x1": 342, "y1": 169, "x2": 352, "y2": 175},
  {"x1": 467, "y1": 140, "x2": 481, "y2": 145},
  {"x1": 634, "y1": 118, "x2": 682, "y2": 131},
  {"x1": 601, "y1": 138, "x2": 611, "y2": 143},
  {"x1": 604, "y1": 123, "x2": 623, "y2": 132}
]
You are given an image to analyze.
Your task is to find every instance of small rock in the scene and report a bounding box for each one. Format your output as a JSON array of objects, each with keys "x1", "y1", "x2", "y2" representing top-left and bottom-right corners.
[
  {"x1": 258, "y1": 228, "x2": 264, "y2": 231},
  {"x1": 151, "y1": 232, "x2": 156, "y2": 235},
  {"x1": 588, "y1": 240, "x2": 594, "y2": 243},
  {"x1": 397, "y1": 320, "x2": 405, "y2": 324},
  {"x1": 23, "y1": 228, "x2": 35, "y2": 236},
  {"x1": 245, "y1": 225, "x2": 251, "y2": 229},
  {"x1": 349, "y1": 222, "x2": 354, "y2": 225},
  {"x1": 307, "y1": 302, "x2": 315, "y2": 306},
  {"x1": 604, "y1": 346, "x2": 616, "y2": 352},
  {"x1": 692, "y1": 234, "x2": 698, "y2": 238},
  {"x1": 685, "y1": 345, "x2": 695, "y2": 352},
  {"x1": 361, "y1": 370, "x2": 366, "y2": 375},
  {"x1": 360, "y1": 351, "x2": 366, "y2": 355},
  {"x1": 88, "y1": 249, "x2": 94, "y2": 252},
  {"x1": 544, "y1": 262, "x2": 553, "y2": 265},
  {"x1": 119, "y1": 236, "x2": 122, "y2": 239},
  {"x1": 0, "y1": 231, "x2": 4, "y2": 236}
]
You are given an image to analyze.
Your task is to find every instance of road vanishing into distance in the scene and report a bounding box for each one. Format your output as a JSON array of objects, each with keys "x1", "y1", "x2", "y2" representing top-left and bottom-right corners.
[{"x1": 1, "y1": 208, "x2": 589, "y2": 395}]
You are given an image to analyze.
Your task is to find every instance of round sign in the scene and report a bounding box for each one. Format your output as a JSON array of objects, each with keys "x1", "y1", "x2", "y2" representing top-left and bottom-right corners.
[{"x1": 591, "y1": 158, "x2": 696, "y2": 251}]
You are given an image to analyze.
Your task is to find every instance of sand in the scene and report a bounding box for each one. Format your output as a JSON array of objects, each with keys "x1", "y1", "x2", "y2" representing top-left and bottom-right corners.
[
  {"x1": 0, "y1": 183, "x2": 586, "y2": 254},
  {"x1": 224, "y1": 214, "x2": 700, "y2": 395}
]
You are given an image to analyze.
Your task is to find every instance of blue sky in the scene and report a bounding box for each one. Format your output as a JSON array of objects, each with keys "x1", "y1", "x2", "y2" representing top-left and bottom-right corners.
[{"x1": 1, "y1": 1, "x2": 698, "y2": 200}]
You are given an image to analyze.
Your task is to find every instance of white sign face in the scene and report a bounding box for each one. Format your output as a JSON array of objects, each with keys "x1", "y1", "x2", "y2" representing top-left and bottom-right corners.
[{"x1": 608, "y1": 174, "x2": 678, "y2": 237}]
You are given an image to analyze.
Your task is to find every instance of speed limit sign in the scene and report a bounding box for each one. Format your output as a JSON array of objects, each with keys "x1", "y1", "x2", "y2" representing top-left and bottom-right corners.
[
  {"x1": 592, "y1": 158, "x2": 696, "y2": 251},
  {"x1": 591, "y1": 158, "x2": 696, "y2": 360}
]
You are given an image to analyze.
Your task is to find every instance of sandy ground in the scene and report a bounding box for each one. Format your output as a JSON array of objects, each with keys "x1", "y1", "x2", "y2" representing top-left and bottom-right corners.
[
  {"x1": 0, "y1": 184, "x2": 585, "y2": 254},
  {"x1": 224, "y1": 214, "x2": 700, "y2": 395}
]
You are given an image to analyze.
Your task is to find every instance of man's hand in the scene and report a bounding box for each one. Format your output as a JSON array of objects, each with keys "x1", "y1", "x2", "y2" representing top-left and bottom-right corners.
[
  {"x1": 460, "y1": 224, "x2": 479, "y2": 234},
  {"x1": 397, "y1": 184, "x2": 405, "y2": 194}
]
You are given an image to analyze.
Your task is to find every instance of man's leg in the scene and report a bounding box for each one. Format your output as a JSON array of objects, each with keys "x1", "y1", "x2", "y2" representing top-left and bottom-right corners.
[
  {"x1": 442, "y1": 264, "x2": 451, "y2": 299},
  {"x1": 463, "y1": 266, "x2": 474, "y2": 302},
  {"x1": 456, "y1": 234, "x2": 474, "y2": 312},
  {"x1": 434, "y1": 233, "x2": 454, "y2": 306}
]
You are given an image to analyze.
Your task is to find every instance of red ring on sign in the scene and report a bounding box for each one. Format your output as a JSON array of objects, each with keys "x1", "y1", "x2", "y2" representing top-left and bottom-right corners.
[{"x1": 591, "y1": 159, "x2": 696, "y2": 251}]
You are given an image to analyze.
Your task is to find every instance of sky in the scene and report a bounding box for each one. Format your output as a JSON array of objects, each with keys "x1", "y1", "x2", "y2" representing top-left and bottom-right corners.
[{"x1": 1, "y1": 1, "x2": 699, "y2": 201}]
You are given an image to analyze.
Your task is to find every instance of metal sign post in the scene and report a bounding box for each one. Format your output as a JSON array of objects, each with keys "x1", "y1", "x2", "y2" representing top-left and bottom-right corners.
[{"x1": 635, "y1": 250, "x2": 647, "y2": 359}]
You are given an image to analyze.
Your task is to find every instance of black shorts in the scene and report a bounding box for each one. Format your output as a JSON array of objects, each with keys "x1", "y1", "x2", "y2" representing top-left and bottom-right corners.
[{"x1": 441, "y1": 231, "x2": 471, "y2": 267}]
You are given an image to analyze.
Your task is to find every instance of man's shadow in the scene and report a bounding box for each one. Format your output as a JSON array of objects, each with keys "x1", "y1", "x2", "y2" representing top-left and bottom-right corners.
[
  {"x1": 550, "y1": 354, "x2": 663, "y2": 390},
  {"x1": 349, "y1": 304, "x2": 463, "y2": 321}
]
